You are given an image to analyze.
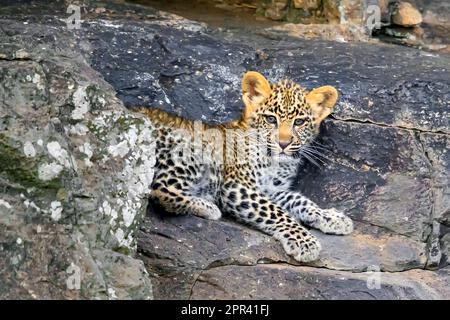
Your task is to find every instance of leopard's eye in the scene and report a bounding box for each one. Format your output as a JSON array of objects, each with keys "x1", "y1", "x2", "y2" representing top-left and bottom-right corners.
[
  {"x1": 265, "y1": 115, "x2": 277, "y2": 125},
  {"x1": 294, "y1": 118, "x2": 305, "y2": 126}
]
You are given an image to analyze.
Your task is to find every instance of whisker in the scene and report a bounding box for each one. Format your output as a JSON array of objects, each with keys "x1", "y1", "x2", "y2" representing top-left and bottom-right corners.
[
  {"x1": 311, "y1": 144, "x2": 327, "y2": 150},
  {"x1": 290, "y1": 146, "x2": 323, "y2": 156},
  {"x1": 302, "y1": 147, "x2": 326, "y2": 157},
  {"x1": 302, "y1": 150, "x2": 327, "y2": 164},
  {"x1": 302, "y1": 148, "x2": 336, "y2": 165},
  {"x1": 310, "y1": 141, "x2": 331, "y2": 150},
  {"x1": 299, "y1": 151, "x2": 322, "y2": 168}
]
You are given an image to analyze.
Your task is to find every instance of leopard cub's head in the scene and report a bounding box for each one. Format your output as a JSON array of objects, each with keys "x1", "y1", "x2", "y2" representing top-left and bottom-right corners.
[{"x1": 241, "y1": 71, "x2": 338, "y2": 157}]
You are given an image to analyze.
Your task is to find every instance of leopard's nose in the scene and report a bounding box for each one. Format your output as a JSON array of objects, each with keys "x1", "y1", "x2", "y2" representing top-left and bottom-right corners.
[{"x1": 279, "y1": 140, "x2": 292, "y2": 150}]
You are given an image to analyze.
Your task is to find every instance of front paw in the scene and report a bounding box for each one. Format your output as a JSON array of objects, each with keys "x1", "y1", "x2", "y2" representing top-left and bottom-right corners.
[
  {"x1": 317, "y1": 208, "x2": 353, "y2": 235},
  {"x1": 277, "y1": 231, "x2": 322, "y2": 262},
  {"x1": 197, "y1": 205, "x2": 222, "y2": 220},
  {"x1": 191, "y1": 199, "x2": 222, "y2": 220}
]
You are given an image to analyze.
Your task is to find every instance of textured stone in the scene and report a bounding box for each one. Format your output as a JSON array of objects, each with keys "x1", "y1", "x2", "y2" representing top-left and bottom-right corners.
[
  {"x1": 138, "y1": 213, "x2": 431, "y2": 299},
  {"x1": 1, "y1": 0, "x2": 449, "y2": 300},
  {"x1": 265, "y1": 1, "x2": 288, "y2": 21},
  {"x1": 0, "y1": 6, "x2": 155, "y2": 298},
  {"x1": 441, "y1": 232, "x2": 450, "y2": 266},
  {"x1": 189, "y1": 265, "x2": 449, "y2": 300},
  {"x1": 392, "y1": 1, "x2": 423, "y2": 27},
  {"x1": 265, "y1": 23, "x2": 369, "y2": 42},
  {"x1": 293, "y1": 0, "x2": 320, "y2": 10},
  {"x1": 322, "y1": 0, "x2": 366, "y2": 24}
]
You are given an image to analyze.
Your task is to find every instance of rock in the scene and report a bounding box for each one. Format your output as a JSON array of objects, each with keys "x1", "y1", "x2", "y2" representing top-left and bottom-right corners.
[
  {"x1": 422, "y1": 2, "x2": 450, "y2": 29},
  {"x1": 375, "y1": 0, "x2": 450, "y2": 52},
  {"x1": 1, "y1": 0, "x2": 449, "y2": 299},
  {"x1": 441, "y1": 231, "x2": 450, "y2": 266},
  {"x1": 310, "y1": 227, "x2": 427, "y2": 272},
  {"x1": 442, "y1": 212, "x2": 450, "y2": 227},
  {"x1": 421, "y1": 132, "x2": 450, "y2": 269},
  {"x1": 264, "y1": 1, "x2": 288, "y2": 21},
  {"x1": 93, "y1": 250, "x2": 153, "y2": 299},
  {"x1": 0, "y1": 3, "x2": 156, "y2": 298},
  {"x1": 94, "y1": 7, "x2": 107, "y2": 14},
  {"x1": 322, "y1": 0, "x2": 366, "y2": 24},
  {"x1": 264, "y1": 23, "x2": 369, "y2": 42},
  {"x1": 392, "y1": 1, "x2": 423, "y2": 27},
  {"x1": 382, "y1": 26, "x2": 423, "y2": 39},
  {"x1": 138, "y1": 211, "x2": 449, "y2": 299},
  {"x1": 377, "y1": 25, "x2": 426, "y2": 50},
  {"x1": 426, "y1": 222, "x2": 442, "y2": 270},
  {"x1": 293, "y1": 0, "x2": 320, "y2": 10},
  {"x1": 378, "y1": 0, "x2": 391, "y2": 21},
  {"x1": 189, "y1": 265, "x2": 449, "y2": 300}
]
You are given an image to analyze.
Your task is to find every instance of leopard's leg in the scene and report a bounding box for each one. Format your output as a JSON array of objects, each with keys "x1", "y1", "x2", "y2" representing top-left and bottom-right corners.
[
  {"x1": 151, "y1": 162, "x2": 221, "y2": 220},
  {"x1": 152, "y1": 183, "x2": 221, "y2": 220},
  {"x1": 221, "y1": 181, "x2": 321, "y2": 262},
  {"x1": 269, "y1": 190, "x2": 353, "y2": 235}
]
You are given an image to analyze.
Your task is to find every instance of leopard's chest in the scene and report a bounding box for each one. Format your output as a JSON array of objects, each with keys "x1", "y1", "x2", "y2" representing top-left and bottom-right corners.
[{"x1": 257, "y1": 160, "x2": 300, "y2": 193}]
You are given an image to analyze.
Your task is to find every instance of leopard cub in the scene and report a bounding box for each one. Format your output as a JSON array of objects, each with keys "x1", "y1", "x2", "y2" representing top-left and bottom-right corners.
[{"x1": 138, "y1": 71, "x2": 353, "y2": 262}]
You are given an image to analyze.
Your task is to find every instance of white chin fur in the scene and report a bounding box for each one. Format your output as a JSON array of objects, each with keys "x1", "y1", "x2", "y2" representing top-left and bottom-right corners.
[{"x1": 272, "y1": 153, "x2": 293, "y2": 162}]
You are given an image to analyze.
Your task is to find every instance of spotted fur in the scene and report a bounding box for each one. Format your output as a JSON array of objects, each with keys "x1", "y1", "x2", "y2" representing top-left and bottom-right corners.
[{"x1": 137, "y1": 71, "x2": 353, "y2": 262}]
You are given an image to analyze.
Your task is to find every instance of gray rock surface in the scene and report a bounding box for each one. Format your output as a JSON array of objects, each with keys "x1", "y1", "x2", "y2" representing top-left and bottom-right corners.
[
  {"x1": 0, "y1": 0, "x2": 449, "y2": 299},
  {"x1": 138, "y1": 213, "x2": 449, "y2": 299},
  {"x1": 189, "y1": 265, "x2": 449, "y2": 300}
]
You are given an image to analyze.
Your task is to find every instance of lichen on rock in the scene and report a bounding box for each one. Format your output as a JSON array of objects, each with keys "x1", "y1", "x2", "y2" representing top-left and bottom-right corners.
[{"x1": 0, "y1": 27, "x2": 155, "y2": 299}]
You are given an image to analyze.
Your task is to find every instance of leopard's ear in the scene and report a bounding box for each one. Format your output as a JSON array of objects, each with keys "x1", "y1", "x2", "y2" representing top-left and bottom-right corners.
[
  {"x1": 306, "y1": 85, "x2": 338, "y2": 124},
  {"x1": 242, "y1": 71, "x2": 271, "y2": 119}
]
